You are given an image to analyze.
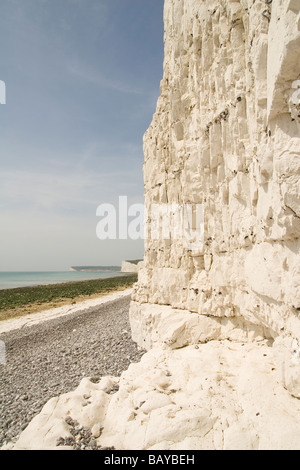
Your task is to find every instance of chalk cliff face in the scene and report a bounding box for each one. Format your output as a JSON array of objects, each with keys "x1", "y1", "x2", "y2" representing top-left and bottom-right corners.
[
  {"x1": 130, "y1": 0, "x2": 300, "y2": 396},
  {"x1": 5, "y1": 0, "x2": 300, "y2": 451}
]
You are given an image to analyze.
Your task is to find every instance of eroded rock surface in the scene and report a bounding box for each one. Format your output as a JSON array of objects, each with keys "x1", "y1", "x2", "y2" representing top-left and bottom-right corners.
[
  {"x1": 131, "y1": 0, "x2": 300, "y2": 398},
  {"x1": 5, "y1": 341, "x2": 300, "y2": 450}
]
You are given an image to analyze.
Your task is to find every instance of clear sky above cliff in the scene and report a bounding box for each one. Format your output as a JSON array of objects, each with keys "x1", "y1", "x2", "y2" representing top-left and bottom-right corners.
[{"x1": 0, "y1": 0, "x2": 164, "y2": 270}]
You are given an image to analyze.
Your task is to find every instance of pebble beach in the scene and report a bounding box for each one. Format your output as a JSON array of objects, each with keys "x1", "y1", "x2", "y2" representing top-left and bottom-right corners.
[{"x1": 0, "y1": 290, "x2": 145, "y2": 448}]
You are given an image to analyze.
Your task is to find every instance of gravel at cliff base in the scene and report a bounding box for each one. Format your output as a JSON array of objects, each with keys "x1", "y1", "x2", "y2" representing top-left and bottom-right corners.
[{"x1": 0, "y1": 294, "x2": 145, "y2": 447}]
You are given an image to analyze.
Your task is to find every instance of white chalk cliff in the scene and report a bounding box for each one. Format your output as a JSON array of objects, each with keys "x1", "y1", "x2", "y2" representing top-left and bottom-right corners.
[{"x1": 6, "y1": 0, "x2": 300, "y2": 450}]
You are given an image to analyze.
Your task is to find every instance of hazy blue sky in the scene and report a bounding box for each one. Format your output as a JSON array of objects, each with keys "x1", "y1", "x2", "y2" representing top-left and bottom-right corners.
[{"x1": 0, "y1": 0, "x2": 164, "y2": 270}]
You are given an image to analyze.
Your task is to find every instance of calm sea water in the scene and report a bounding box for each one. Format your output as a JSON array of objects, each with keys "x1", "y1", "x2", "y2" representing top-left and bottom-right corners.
[{"x1": 0, "y1": 269, "x2": 128, "y2": 290}]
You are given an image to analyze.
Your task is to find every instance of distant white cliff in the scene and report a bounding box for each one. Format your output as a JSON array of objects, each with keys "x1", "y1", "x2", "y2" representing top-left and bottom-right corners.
[{"x1": 121, "y1": 260, "x2": 143, "y2": 273}]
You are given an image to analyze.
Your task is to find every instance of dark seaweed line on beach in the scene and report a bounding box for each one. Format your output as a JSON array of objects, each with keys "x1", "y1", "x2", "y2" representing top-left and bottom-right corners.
[{"x1": 0, "y1": 275, "x2": 137, "y2": 313}]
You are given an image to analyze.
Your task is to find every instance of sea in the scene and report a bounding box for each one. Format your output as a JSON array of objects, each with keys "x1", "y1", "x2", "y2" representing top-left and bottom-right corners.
[{"x1": 0, "y1": 268, "x2": 129, "y2": 290}]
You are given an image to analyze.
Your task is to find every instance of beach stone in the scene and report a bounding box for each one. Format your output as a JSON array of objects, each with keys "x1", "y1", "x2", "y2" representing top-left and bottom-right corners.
[{"x1": 91, "y1": 422, "x2": 102, "y2": 438}]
